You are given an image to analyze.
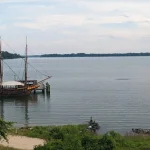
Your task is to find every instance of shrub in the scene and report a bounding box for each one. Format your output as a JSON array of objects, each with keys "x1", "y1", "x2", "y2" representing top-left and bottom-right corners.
[
  {"x1": 49, "y1": 127, "x2": 64, "y2": 140},
  {"x1": 0, "y1": 118, "x2": 13, "y2": 141},
  {"x1": 81, "y1": 134, "x2": 99, "y2": 150},
  {"x1": 63, "y1": 134, "x2": 83, "y2": 150},
  {"x1": 108, "y1": 131, "x2": 125, "y2": 147},
  {"x1": 98, "y1": 133, "x2": 116, "y2": 150},
  {"x1": 34, "y1": 141, "x2": 64, "y2": 150}
]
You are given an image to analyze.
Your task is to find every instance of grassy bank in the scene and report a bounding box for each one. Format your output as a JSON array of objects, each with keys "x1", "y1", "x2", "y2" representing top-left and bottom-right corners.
[
  {"x1": 0, "y1": 145, "x2": 21, "y2": 150},
  {"x1": 7, "y1": 125, "x2": 150, "y2": 150}
]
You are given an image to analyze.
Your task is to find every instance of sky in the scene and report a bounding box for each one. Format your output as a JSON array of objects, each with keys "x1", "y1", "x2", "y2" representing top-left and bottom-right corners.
[{"x1": 1, "y1": 0, "x2": 150, "y2": 55}]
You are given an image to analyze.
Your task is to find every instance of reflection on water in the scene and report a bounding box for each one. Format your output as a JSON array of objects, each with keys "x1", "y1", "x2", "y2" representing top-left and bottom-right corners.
[
  {"x1": 2, "y1": 57, "x2": 150, "y2": 134},
  {"x1": 0, "y1": 93, "x2": 51, "y2": 127}
]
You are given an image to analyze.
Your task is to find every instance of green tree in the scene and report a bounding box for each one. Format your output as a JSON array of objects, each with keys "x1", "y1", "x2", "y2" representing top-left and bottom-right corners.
[
  {"x1": 2, "y1": 51, "x2": 22, "y2": 59},
  {"x1": 0, "y1": 118, "x2": 12, "y2": 141}
]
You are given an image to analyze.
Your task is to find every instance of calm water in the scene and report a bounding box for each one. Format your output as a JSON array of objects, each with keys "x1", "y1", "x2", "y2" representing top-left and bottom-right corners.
[{"x1": 1, "y1": 57, "x2": 150, "y2": 134}]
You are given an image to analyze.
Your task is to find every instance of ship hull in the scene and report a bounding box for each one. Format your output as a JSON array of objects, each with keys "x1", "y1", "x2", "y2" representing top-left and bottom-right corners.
[{"x1": 0, "y1": 88, "x2": 32, "y2": 97}]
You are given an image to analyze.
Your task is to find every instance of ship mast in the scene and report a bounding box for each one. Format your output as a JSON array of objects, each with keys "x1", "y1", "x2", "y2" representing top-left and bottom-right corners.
[
  {"x1": 0, "y1": 37, "x2": 3, "y2": 85},
  {"x1": 25, "y1": 36, "x2": 28, "y2": 86}
]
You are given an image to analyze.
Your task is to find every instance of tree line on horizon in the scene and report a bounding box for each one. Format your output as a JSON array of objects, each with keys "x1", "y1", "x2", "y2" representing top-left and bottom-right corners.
[
  {"x1": 40, "y1": 52, "x2": 150, "y2": 57},
  {"x1": 2, "y1": 51, "x2": 22, "y2": 59},
  {"x1": 2, "y1": 51, "x2": 150, "y2": 59}
]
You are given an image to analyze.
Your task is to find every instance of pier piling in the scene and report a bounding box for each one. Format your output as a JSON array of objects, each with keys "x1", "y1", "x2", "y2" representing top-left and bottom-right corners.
[{"x1": 46, "y1": 82, "x2": 50, "y2": 94}]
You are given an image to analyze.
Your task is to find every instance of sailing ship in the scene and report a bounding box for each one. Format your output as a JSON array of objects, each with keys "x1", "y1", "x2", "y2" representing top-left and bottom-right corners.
[{"x1": 0, "y1": 37, "x2": 50, "y2": 97}]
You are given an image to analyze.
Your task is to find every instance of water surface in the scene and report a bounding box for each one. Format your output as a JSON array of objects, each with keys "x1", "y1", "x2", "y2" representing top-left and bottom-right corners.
[{"x1": 1, "y1": 57, "x2": 150, "y2": 134}]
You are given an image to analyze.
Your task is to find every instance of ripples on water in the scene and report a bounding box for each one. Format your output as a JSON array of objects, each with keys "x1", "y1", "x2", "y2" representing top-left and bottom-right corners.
[{"x1": 1, "y1": 57, "x2": 150, "y2": 134}]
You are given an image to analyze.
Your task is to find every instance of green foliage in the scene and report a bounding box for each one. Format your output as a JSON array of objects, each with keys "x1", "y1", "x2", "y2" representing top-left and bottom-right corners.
[
  {"x1": 41, "y1": 53, "x2": 150, "y2": 58},
  {"x1": 10, "y1": 125, "x2": 88, "y2": 141},
  {"x1": 98, "y1": 133, "x2": 116, "y2": 150},
  {"x1": 48, "y1": 127, "x2": 64, "y2": 140},
  {"x1": 0, "y1": 145, "x2": 21, "y2": 150},
  {"x1": 10, "y1": 126, "x2": 50, "y2": 140},
  {"x1": 34, "y1": 141, "x2": 64, "y2": 150},
  {"x1": 81, "y1": 134, "x2": 99, "y2": 150},
  {"x1": 48, "y1": 141, "x2": 64, "y2": 150},
  {"x1": 0, "y1": 118, "x2": 13, "y2": 141},
  {"x1": 107, "y1": 131, "x2": 125, "y2": 147},
  {"x1": 63, "y1": 134, "x2": 83, "y2": 150},
  {"x1": 2, "y1": 51, "x2": 22, "y2": 59},
  {"x1": 122, "y1": 135, "x2": 150, "y2": 150},
  {"x1": 10, "y1": 125, "x2": 150, "y2": 150}
]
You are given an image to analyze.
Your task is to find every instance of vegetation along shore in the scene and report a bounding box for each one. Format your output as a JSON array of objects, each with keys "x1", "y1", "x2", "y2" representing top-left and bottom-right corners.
[
  {"x1": 1, "y1": 118, "x2": 150, "y2": 150},
  {"x1": 40, "y1": 52, "x2": 150, "y2": 58},
  {"x1": 3, "y1": 51, "x2": 150, "y2": 59},
  {"x1": 2, "y1": 51, "x2": 22, "y2": 59}
]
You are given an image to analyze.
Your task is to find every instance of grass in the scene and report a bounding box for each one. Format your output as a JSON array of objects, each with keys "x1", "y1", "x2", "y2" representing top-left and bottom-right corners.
[
  {"x1": 122, "y1": 135, "x2": 150, "y2": 150},
  {"x1": 10, "y1": 124, "x2": 88, "y2": 141},
  {"x1": 0, "y1": 145, "x2": 21, "y2": 150},
  {"x1": 6, "y1": 125, "x2": 150, "y2": 150}
]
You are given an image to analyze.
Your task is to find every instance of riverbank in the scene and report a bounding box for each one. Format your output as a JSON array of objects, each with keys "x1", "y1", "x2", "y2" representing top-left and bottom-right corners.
[
  {"x1": 0, "y1": 135, "x2": 45, "y2": 150},
  {"x1": 31, "y1": 52, "x2": 150, "y2": 58},
  {"x1": 0, "y1": 145, "x2": 20, "y2": 150},
  {"x1": 0, "y1": 125, "x2": 149, "y2": 150}
]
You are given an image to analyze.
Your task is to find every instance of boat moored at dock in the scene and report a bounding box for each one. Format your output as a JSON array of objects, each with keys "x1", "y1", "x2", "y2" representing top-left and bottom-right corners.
[{"x1": 0, "y1": 37, "x2": 51, "y2": 97}]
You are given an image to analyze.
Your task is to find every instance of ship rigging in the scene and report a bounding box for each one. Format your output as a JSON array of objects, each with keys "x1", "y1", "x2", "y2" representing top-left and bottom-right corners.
[{"x1": 0, "y1": 37, "x2": 51, "y2": 97}]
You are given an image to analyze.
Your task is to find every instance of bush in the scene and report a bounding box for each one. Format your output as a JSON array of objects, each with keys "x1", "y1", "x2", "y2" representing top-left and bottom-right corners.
[
  {"x1": 108, "y1": 131, "x2": 125, "y2": 147},
  {"x1": 98, "y1": 133, "x2": 116, "y2": 150},
  {"x1": 34, "y1": 141, "x2": 64, "y2": 150},
  {"x1": 0, "y1": 118, "x2": 13, "y2": 141},
  {"x1": 49, "y1": 127, "x2": 64, "y2": 140},
  {"x1": 81, "y1": 134, "x2": 99, "y2": 150},
  {"x1": 63, "y1": 134, "x2": 83, "y2": 150}
]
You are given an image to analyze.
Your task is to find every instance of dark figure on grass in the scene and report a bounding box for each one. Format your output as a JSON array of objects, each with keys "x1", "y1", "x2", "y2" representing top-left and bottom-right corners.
[{"x1": 88, "y1": 117, "x2": 100, "y2": 134}]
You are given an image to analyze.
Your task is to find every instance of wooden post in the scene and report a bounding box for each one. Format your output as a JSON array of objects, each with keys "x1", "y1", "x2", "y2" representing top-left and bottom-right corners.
[
  {"x1": 46, "y1": 82, "x2": 50, "y2": 94},
  {"x1": 34, "y1": 89, "x2": 36, "y2": 94}
]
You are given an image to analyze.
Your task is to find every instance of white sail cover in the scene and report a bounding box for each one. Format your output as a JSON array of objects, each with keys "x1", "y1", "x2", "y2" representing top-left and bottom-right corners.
[{"x1": 1, "y1": 81, "x2": 24, "y2": 86}]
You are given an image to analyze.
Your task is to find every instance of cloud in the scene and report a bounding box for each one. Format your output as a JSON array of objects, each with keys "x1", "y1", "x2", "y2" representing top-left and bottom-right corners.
[
  {"x1": 100, "y1": 22, "x2": 137, "y2": 29},
  {"x1": 0, "y1": 0, "x2": 39, "y2": 2},
  {"x1": 1, "y1": 0, "x2": 150, "y2": 54},
  {"x1": 0, "y1": 25, "x2": 6, "y2": 30},
  {"x1": 15, "y1": 14, "x2": 87, "y2": 29},
  {"x1": 9, "y1": 1, "x2": 150, "y2": 31}
]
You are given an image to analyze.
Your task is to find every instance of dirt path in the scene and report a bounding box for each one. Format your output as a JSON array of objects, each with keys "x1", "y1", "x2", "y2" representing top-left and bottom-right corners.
[{"x1": 0, "y1": 135, "x2": 45, "y2": 150}]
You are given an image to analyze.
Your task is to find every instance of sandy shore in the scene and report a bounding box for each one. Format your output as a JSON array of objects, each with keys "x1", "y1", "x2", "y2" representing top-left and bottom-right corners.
[{"x1": 0, "y1": 135, "x2": 45, "y2": 150}]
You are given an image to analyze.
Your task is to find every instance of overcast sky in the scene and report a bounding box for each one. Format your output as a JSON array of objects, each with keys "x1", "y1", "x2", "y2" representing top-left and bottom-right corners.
[{"x1": 1, "y1": 0, "x2": 150, "y2": 55}]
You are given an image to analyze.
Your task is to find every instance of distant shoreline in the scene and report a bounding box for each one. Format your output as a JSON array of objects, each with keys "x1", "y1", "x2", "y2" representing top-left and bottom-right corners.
[{"x1": 28, "y1": 52, "x2": 150, "y2": 58}]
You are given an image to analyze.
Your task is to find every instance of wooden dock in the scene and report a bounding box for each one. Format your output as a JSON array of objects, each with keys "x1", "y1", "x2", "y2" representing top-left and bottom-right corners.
[{"x1": 19, "y1": 80, "x2": 50, "y2": 94}]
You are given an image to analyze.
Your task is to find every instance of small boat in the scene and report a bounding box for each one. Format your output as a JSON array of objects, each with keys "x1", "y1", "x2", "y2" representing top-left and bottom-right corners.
[{"x1": 0, "y1": 37, "x2": 51, "y2": 97}]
